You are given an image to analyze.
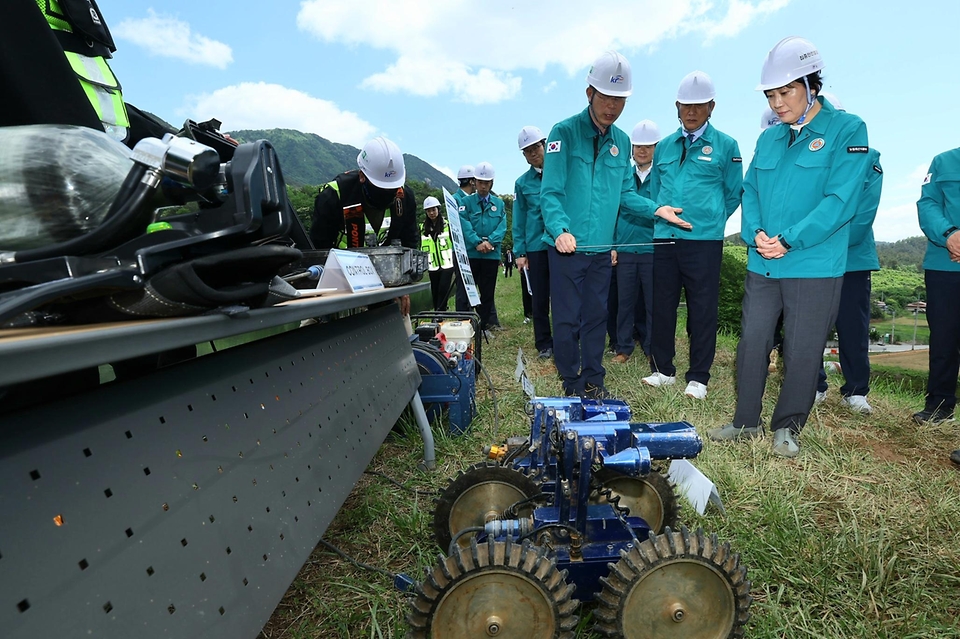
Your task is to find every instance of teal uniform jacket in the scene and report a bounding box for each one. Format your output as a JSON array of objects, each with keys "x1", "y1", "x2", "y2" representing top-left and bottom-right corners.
[
  {"x1": 613, "y1": 172, "x2": 655, "y2": 255},
  {"x1": 918, "y1": 147, "x2": 960, "y2": 272},
  {"x1": 649, "y1": 122, "x2": 743, "y2": 241},
  {"x1": 740, "y1": 97, "x2": 870, "y2": 279},
  {"x1": 846, "y1": 149, "x2": 883, "y2": 272},
  {"x1": 460, "y1": 192, "x2": 506, "y2": 260},
  {"x1": 541, "y1": 107, "x2": 659, "y2": 254},
  {"x1": 513, "y1": 167, "x2": 548, "y2": 255},
  {"x1": 453, "y1": 188, "x2": 469, "y2": 207}
]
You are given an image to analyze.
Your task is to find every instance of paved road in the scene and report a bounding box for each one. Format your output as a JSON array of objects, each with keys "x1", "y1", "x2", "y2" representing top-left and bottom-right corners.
[{"x1": 823, "y1": 344, "x2": 929, "y2": 356}]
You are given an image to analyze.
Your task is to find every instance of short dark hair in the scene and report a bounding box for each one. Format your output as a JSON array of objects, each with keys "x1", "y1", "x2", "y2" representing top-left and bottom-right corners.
[{"x1": 459, "y1": 177, "x2": 474, "y2": 187}]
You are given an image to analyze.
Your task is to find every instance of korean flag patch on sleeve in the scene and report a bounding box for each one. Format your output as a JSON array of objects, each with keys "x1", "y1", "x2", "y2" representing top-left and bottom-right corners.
[
  {"x1": 922, "y1": 173, "x2": 932, "y2": 185},
  {"x1": 547, "y1": 140, "x2": 562, "y2": 153}
]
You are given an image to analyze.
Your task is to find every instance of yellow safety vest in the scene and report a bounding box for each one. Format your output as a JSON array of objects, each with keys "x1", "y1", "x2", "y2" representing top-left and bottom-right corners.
[
  {"x1": 41, "y1": 0, "x2": 129, "y2": 140},
  {"x1": 421, "y1": 231, "x2": 454, "y2": 271}
]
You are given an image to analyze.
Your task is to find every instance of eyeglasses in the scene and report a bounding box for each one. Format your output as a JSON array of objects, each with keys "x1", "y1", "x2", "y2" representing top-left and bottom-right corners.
[
  {"x1": 522, "y1": 144, "x2": 543, "y2": 158},
  {"x1": 593, "y1": 92, "x2": 627, "y2": 106}
]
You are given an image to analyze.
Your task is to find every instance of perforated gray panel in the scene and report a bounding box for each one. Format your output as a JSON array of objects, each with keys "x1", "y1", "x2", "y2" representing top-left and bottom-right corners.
[{"x1": 0, "y1": 305, "x2": 419, "y2": 639}]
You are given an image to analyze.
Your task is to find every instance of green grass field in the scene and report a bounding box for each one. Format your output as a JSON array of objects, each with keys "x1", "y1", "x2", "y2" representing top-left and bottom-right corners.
[
  {"x1": 871, "y1": 313, "x2": 930, "y2": 345},
  {"x1": 260, "y1": 278, "x2": 960, "y2": 639}
]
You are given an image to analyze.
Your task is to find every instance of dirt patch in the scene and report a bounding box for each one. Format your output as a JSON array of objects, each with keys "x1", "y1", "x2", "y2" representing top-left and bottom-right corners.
[{"x1": 871, "y1": 350, "x2": 929, "y2": 372}]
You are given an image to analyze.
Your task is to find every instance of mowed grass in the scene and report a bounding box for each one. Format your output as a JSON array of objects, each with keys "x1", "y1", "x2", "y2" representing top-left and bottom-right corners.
[
  {"x1": 259, "y1": 277, "x2": 960, "y2": 639},
  {"x1": 871, "y1": 313, "x2": 930, "y2": 345}
]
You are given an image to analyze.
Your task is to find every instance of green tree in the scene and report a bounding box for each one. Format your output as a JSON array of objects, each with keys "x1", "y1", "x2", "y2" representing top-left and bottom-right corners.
[{"x1": 718, "y1": 245, "x2": 748, "y2": 336}]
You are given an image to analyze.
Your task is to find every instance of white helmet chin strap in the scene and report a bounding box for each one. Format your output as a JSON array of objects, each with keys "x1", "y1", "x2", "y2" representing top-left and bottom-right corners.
[{"x1": 795, "y1": 76, "x2": 816, "y2": 125}]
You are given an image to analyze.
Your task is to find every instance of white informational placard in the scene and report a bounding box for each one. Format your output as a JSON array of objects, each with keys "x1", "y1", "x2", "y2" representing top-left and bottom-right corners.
[
  {"x1": 443, "y1": 187, "x2": 481, "y2": 307},
  {"x1": 667, "y1": 460, "x2": 726, "y2": 516},
  {"x1": 514, "y1": 347, "x2": 526, "y2": 382},
  {"x1": 515, "y1": 347, "x2": 535, "y2": 398},
  {"x1": 521, "y1": 375, "x2": 536, "y2": 399},
  {"x1": 317, "y1": 249, "x2": 384, "y2": 293}
]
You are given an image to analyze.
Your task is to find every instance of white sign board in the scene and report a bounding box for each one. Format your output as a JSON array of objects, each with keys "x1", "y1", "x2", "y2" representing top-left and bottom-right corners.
[
  {"x1": 667, "y1": 460, "x2": 725, "y2": 516},
  {"x1": 515, "y1": 348, "x2": 535, "y2": 399},
  {"x1": 317, "y1": 249, "x2": 384, "y2": 293},
  {"x1": 444, "y1": 187, "x2": 481, "y2": 307},
  {"x1": 514, "y1": 347, "x2": 526, "y2": 382}
]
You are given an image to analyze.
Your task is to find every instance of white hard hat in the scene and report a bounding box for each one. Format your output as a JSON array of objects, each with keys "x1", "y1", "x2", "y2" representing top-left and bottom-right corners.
[
  {"x1": 357, "y1": 137, "x2": 405, "y2": 189},
  {"x1": 677, "y1": 71, "x2": 716, "y2": 104},
  {"x1": 475, "y1": 161, "x2": 495, "y2": 181},
  {"x1": 457, "y1": 164, "x2": 475, "y2": 180},
  {"x1": 757, "y1": 36, "x2": 824, "y2": 91},
  {"x1": 760, "y1": 108, "x2": 781, "y2": 131},
  {"x1": 518, "y1": 126, "x2": 546, "y2": 150},
  {"x1": 819, "y1": 91, "x2": 844, "y2": 111},
  {"x1": 630, "y1": 120, "x2": 661, "y2": 146},
  {"x1": 585, "y1": 50, "x2": 632, "y2": 98},
  {"x1": 423, "y1": 196, "x2": 441, "y2": 209}
]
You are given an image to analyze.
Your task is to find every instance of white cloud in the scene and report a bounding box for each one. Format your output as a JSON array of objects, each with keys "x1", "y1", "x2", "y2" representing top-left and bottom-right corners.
[
  {"x1": 700, "y1": 0, "x2": 791, "y2": 42},
  {"x1": 114, "y1": 9, "x2": 233, "y2": 69},
  {"x1": 296, "y1": 0, "x2": 792, "y2": 103},
  {"x1": 904, "y1": 162, "x2": 930, "y2": 189},
  {"x1": 543, "y1": 81, "x2": 558, "y2": 94},
  {"x1": 180, "y1": 83, "x2": 377, "y2": 147},
  {"x1": 361, "y1": 57, "x2": 522, "y2": 104},
  {"x1": 429, "y1": 163, "x2": 457, "y2": 182},
  {"x1": 874, "y1": 202, "x2": 921, "y2": 243}
]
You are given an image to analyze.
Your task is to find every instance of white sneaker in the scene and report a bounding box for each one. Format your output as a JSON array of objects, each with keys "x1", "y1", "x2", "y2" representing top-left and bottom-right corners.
[
  {"x1": 684, "y1": 381, "x2": 707, "y2": 400},
  {"x1": 814, "y1": 390, "x2": 827, "y2": 405},
  {"x1": 642, "y1": 372, "x2": 676, "y2": 387},
  {"x1": 841, "y1": 395, "x2": 873, "y2": 414}
]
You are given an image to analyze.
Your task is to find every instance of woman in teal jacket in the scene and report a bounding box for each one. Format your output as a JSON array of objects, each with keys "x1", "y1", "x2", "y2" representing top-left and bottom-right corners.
[
  {"x1": 915, "y1": 145, "x2": 960, "y2": 469},
  {"x1": 709, "y1": 36, "x2": 870, "y2": 458}
]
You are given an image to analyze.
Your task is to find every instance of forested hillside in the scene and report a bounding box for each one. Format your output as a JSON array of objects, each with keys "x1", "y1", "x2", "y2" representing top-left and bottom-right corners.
[{"x1": 228, "y1": 128, "x2": 457, "y2": 192}]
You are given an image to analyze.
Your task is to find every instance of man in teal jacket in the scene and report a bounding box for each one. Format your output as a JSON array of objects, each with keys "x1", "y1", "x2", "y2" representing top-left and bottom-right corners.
[
  {"x1": 514, "y1": 126, "x2": 553, "y2": 359},
  {"x1": 459, "y1": 161, "x2": 505, "y2": 332},
  {"x1": 915, "y1": 146, "x2": 960, "y2": 466},
  {"x1": 541, "y1": 50, "x2": 688, "y2": 399},
  {"x1": 610, "y1": 119, "x2": 660, "y2": 363},
  {"x1": 709, "y1": 37, "x2": 870, "y2": 458},
  {"x1": 644, "y1": 71, "x2": 743, "y2": 400},
  {"x1": 816, "y1": 144, "x2": 883, "y2": 413}
]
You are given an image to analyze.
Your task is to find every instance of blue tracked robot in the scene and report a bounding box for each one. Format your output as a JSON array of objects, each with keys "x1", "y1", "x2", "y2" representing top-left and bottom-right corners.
[{"x1": 409, "y1": 396, "x2": 752, "y2": 639}]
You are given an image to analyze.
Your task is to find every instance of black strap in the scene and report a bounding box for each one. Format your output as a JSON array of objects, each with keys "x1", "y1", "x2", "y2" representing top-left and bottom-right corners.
[{"x1": 53, "y1": 28, "x2": 112, "y2": 58}]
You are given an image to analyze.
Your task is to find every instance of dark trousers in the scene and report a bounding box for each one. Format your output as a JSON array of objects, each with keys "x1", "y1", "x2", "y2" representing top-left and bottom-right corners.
[
  {"x1": 527, "y1": 250, "x2": 553, "y2": 352},
  {"x1": 817, "y1": 270, "x2": 872, "y2": 396},
  {"x1": 429, "y1": 268, "x2": 454, "y2": 312},
  {"x1": 470, "y1": 258, "x2": 499, "y2": 330},
  {"x1": 650, "y1": 239, "x2": 723, "y2": 384},
  {"x1": 733, "y1": 272, "x2": 842, "y2": 433},
  {"x1": 550, "y1": 248, "x2": 611, "y2": 393},
  {"x1": 615, "y1": 252, "x2": 654, "y2": 357},
  {"x1": 504, "y1": 263, "x2": 513, "y2": 277},
  {"x1": 607, "y1": 266, "x2": 619, "y2": 348},
  {"x1": 924, "y1": 269, "x2": 960, "y2": 413}
]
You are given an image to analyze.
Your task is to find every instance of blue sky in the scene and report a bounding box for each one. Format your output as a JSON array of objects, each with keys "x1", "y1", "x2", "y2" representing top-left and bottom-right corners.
[{"x1": 101, "y1": 0, "x2": 947, "y2": 242}]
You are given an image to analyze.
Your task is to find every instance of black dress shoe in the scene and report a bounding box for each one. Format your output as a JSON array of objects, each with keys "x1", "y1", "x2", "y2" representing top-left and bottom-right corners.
[
  {"x1": 950, "y1": 449, "x2": 960, "y2": 466},
  {"x1": 538, "y1": 347, "x2": 554, "y2": 360},
  {"x1": 912, "y1": 408, "x2": 954, "y2": 425}
]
